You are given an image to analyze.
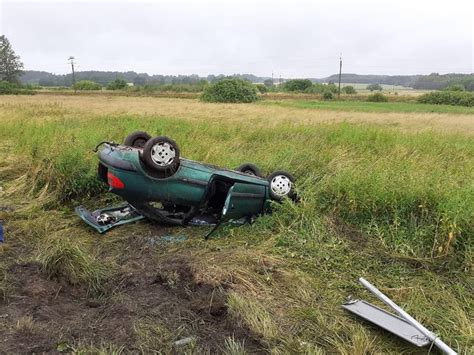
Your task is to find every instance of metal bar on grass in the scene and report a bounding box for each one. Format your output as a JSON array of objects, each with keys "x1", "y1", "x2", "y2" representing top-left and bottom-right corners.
[{"x1": 359, "y1": 277, "x2": 457, "y2": 355}]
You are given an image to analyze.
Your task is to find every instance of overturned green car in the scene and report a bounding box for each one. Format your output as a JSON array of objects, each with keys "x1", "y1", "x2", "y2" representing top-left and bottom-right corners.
[{"x1": 77, "y1": 131, "x2": 296, "y2": 233}]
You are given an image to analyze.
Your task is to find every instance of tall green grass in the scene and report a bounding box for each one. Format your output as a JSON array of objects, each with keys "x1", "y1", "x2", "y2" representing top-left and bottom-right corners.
[
  {"x1": 262, "y1": 99, "x2": 474, "y2": 113},
  {"x1": 1, "y1": 105, "x2": 472, "y2": 263}
]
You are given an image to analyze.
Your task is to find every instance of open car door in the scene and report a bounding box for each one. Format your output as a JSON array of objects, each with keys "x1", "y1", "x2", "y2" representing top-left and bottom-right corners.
[{"x1": 221, "y1": 182, "x2": 267, "y2": 222}]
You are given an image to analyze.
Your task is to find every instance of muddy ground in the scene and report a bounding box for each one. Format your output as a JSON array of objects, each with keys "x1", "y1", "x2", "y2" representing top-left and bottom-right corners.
[{"x1": 0, "y1": 232, "x2": 264, "y2": 354}]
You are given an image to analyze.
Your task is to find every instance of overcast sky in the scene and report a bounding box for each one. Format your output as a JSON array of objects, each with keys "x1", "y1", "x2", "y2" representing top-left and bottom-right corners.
[{"x1": 1, "y1": 0, "x2": 472, "y2": 77}]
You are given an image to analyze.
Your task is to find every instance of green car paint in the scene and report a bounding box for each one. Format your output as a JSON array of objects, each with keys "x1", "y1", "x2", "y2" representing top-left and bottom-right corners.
[{"x1": 98, "y1": 144, "x2": 272, "y2": 223}]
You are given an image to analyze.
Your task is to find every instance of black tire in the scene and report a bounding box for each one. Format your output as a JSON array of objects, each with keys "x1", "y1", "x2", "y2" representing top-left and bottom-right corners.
[
  {"x1": 142, "y1": 136, "x2": 180, "y2": 173},
  {"x1": 235, "y1": 163, "x2": 263, "y2": 177},
  {"x1": 123, "y1": 131, "x2": 151, "y2": 148},
  {"x1": 267, "y1": 170, "x2": 296, "y2": 201}
]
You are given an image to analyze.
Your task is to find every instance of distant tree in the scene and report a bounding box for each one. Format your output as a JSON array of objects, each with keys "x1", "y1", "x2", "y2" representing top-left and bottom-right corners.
[
  {"x1": 263, "y1": 79, "x2": 273, "y2": 87},
  {"x1": 107, "y1": 78, "x2": 127, "y2": 90},
  {"x1": 326, "y1": 83, "x2": 338, "y2": 94},
  {"x1": 443, "y1": 84, "x2": 465, "y2": 92},
  {"x1": 342, "y1": 85, "x2": 357, "y2": 94},
  {"x1": 284, "y1": 79, "x2": 313, "y2": 92},
  {"x1": 0, "y1": 35, "x2": 24, "y2": 83},
  {"x1": 367, "y1": 83, "x2": 382, "y2": 91},
  {"x1": 133, "y1": 76, "x2": 146, "y2": 86},
  {"x1": 256, "y1": 84, "x2": 268, "y2": 93},
  {"x1": 465, "y1": 81, "x2": 474, "y2": 92}
]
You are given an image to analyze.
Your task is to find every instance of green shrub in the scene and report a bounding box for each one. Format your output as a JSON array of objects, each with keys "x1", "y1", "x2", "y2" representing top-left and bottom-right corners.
[
  {"x1": 322, "y1": 91, "x2": 333, "y2": 100},
  {"x1": 418, "y1": 91, "x2": 474, "y2": 107},
  {"x1": 200, "y1": 78, "x2": 258, "y2": 103},
  {"x1": 74, "y1": 80, "x2": 102, "y2": 91},
  {"x1": 0, "y1": 81, "x2": 34, "y2": 95},
  {"x1": 326, "y1": 83, "x2": 338, "y2": 94},
  {"x1": 304, "y1": 84, "x2": 324, "y2": 94},
  {"x1": 367, "y1": 83, "x2": 383, "y2": 91},
  {"x1": 256, "y1": 84, "x2": 268, "y2": 94},
  {"x1": 263, "y1": 79, "x2": 273, "y2": 87},
  {"x1": 304, "y1": 83, "x2": 338, "y2": 94},
  {"x1": 342, "y1": 85, "x2": 357, "y2": 94},
  {"x1": 443, "y1": 84, "x2": 464, "y2": 92},
  {"x1": 106, "y1": 78, "x2": 127, "y2": 90},
  {"x1": 284, "y1": 79, "x2": 313, "y2": 92},
  {"x1": 367, "y1": 92, "x2": 388, "y2": 102}
]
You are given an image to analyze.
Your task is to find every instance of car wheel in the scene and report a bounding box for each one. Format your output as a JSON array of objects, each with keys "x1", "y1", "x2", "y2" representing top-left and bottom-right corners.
[
  {"x1": 142, "y1": 136, "x2": 180, "y2": 172},
  {"x1": 235, "y1": 163, "x2": 263, "y2": 177},
  {"x1": 123, "y1": 131, "x2": 151, "y2": 148},
  {"x1": 267, "y1": 171, "x2": 296, "y2": 201}
]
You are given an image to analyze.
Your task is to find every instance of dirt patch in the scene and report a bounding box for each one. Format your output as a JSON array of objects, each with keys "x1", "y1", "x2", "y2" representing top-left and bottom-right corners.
[{"x1": 0, "y1": 252, "x2": 263, "y2": 353}]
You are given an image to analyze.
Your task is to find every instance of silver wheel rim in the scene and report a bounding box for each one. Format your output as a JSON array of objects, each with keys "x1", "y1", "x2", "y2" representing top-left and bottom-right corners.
[
  {"x1": 151, "y1": 142, "x2": 176, "y2": 166},
  {"x1": 270, "y1": 175, "x2": 292, "y2": 197}
]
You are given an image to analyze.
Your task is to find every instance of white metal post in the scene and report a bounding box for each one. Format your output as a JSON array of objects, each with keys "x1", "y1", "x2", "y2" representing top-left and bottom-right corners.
[{"x1": 359, "y1": 278, "x2": 457, "y2": 355}]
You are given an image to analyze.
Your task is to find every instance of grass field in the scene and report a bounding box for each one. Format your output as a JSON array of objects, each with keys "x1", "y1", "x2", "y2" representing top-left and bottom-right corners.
[
  {"x1": 0, "y1": 94, "x2": 473, "y2": 353},
  {"x1": 262, "y1": 99, "x2": 474, "y2": 114}
]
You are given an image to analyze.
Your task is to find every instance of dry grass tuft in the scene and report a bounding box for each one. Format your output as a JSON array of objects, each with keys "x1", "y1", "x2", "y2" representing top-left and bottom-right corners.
[
  {"x1": 227, "y1": 292, "x2": 280, "y2": 342},
  {"x1": 223, "y1": 336, "x2": 248, "y2": 355},
  {"x1": 15, "y1": 315, "x2": 38, "y2": 334},
  {"x1": 35, "y1": 232, "x2": 109, "y2": 292}
]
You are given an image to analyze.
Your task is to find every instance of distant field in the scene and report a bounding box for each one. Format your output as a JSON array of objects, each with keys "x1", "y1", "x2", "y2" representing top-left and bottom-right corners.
[
  {"x1": 339, "y1": 82, "x2": 430, "y2": 95},
  {"x1": 0, "y1": 94, "x2": 472, "y2": 353},
  {"x1": 262, "y1": 99, "x2": 474, "y2": 114},
  {"x1": 340, "y1": 82, "x2": 413, "y2": 91}
]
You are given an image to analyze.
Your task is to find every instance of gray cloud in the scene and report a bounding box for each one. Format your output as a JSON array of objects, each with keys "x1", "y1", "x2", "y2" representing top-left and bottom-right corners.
[{"x1": 1, "y1": 0, "x2": 472, "y2": 77}]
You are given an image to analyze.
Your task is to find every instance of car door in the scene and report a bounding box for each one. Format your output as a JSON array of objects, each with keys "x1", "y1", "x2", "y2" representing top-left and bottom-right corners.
[{"x1": 221, "y1": 182, "x2": 267, "y2": 222}]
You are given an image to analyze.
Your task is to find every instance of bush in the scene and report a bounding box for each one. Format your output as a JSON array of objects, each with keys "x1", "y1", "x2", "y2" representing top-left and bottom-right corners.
[
  {"x1": 256, "y1": 84, "x2": 268, "y2": 94},
  {"x1": 304, "y1": 83, "x2": 338, "y2": 94},
  {"x1": 322, "y1": 91, "x2": 333, "y2": 100},
  {"x1": 263, "y1": 79, "x2": 273, "y2": 87},
  {"x1": 284, "y1": 79, "x2": 313, "y2": 92},
  {"x1": 342, "y1": 86, "x2": 357, "y2": 94},
  {"x1": 304, "y1": 84, "x2": 324, "y2": 94},
  {"x1": 367, "y1": 83, "x2": 383, "y2": 91},
  {"x1": 326, "y1": 83, "x2": 338, "y2": 94},
  {"x1": 107, "y1": 78, "x2": 128, "y2": 90},
  {"x1": 74, "y1": 80, "x2": 102, "y2": 91},
  {"x1": 367, "y1": 93, "x2": 388, "y2": 102},
  {"x1": 418, "y1": 91, "x2": 474, "y2": 107},
  {"x1": 443, "y1": 84, "x2": 464, "y2": 92},
  {"x1": 200, "y1": 78, "x2": 258, "y2": 103},
  {"x1": 0, "y1": 81, "x2": 34, "y2": 95}
]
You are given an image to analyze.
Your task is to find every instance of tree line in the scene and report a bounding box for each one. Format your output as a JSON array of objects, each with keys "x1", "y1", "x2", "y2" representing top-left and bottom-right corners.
[
  {"x1": 322, "y1": 73, "x2": 474, "y2": 91},
  {"x1": 2, "y1": 34, "x2": 473, "y2": 91}
]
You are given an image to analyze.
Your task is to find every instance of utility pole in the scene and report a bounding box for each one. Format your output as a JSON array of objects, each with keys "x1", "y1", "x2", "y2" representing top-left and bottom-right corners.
[
  {"x1": 68, "y1": 56, "x2": 76, "y2": 93},
  {"x1": 338, "y1": 55, "x2": 342, "y2": 98},
  {"x1": 271, "y1": 71, "x2": 274, "y2": 87}
]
